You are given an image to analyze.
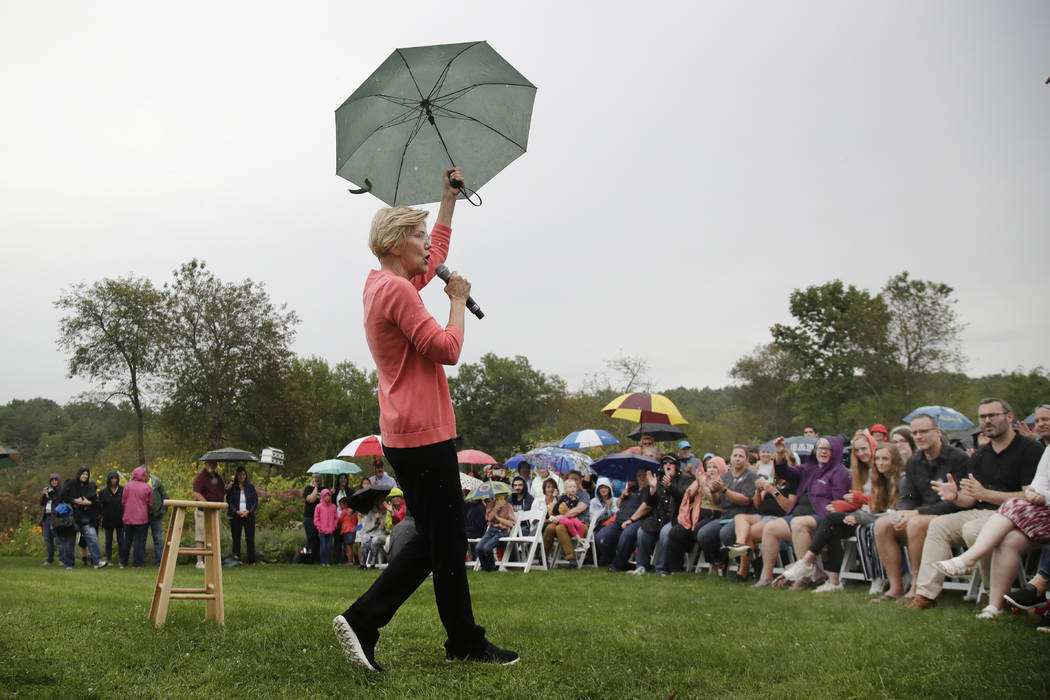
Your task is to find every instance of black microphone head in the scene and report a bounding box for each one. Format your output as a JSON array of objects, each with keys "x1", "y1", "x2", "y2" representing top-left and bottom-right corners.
[{"x1": 434, "y1": 263, "x2": 451, "y2": 282}]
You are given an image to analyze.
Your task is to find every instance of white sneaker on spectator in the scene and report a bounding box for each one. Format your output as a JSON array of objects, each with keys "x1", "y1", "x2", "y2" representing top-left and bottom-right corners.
[
  {"x1": 976, "y1": 605, "x2": 1002, "y2": 619},
  {"x1": 195, "y1": 560, "x2": 206, "y2": 569},
  {"x1": 628, "y1": 566, "x2": 646, "y2": 575},
  {"x1": 783, "y1": 560, "x2": 814, "y2": 582},
  {"x1": 868, "y1": 577, "x2": 887, "y2": 596},
  {"x1": 812, "y1": 581, "x2": 844, "y2": 593}
]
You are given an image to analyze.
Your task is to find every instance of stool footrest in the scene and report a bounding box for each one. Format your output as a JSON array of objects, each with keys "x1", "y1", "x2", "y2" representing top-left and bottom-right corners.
[
  {"x1": 178, "y1": 548, "x2": 216, "y2": 555},
  {"x1": 170, "y1": 593, "x2": 217, "y2": 600},
  {"x1": 170, "y1": 587, "x2": 213, "y2": 594}
]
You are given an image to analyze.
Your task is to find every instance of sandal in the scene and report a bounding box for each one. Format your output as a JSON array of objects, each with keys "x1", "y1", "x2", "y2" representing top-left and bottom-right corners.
[
  {"x1": 870, "y1": 593, "x2": 905, "y2": 604},
  {"x1": 933, "y1": 556, "x2": 974, "y2": 578}
]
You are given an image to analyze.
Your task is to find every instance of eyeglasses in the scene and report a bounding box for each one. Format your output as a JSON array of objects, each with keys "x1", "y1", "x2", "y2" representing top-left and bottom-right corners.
[
  {"x1": 978, "y1": 411, "x2": 1008, "y2": 422},
  {"x1": 408, "y1": 232, "x2": 431, "y2": 245}
]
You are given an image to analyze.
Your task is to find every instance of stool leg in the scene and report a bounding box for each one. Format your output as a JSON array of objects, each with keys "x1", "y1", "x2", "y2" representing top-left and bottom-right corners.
[
  {"x1": 150, "y1": 507, "x2": 185, "y2": 626},
  {"x1": 204, "y1": 509, "x2": 224, "y2": 625}
]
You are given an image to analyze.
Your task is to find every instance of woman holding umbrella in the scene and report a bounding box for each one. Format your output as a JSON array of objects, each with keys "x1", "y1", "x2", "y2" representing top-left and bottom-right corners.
[{"x1": 333, "y1": 168, "x2": 518, "y2": 672}]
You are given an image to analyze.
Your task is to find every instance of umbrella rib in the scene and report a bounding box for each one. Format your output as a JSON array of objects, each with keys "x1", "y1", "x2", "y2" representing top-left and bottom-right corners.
[
  {"x1": 393, "y1": 111, "x2": 429, "y2": 203},
  {"x1": 424, "y1": 41, "x2": 483, "y2": 101},
  {"x1": 395, "y1": 49, "x2": 427, "y2": 100},
  {"x1": 430, "y1": 104, "x2": 528, "y2": 151},
  {"x1": 431, "y1": 81, "x2": 536, "y2": 108}
]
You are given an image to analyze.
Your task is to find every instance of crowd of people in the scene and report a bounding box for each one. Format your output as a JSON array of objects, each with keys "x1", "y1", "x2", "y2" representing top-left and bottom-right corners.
[
  {"x1": 458, "y1": 399, "x2": 1050, "y2": 632},
  {"x1": 37, "y1": 399, "x2": 1050, "y2": 632}
]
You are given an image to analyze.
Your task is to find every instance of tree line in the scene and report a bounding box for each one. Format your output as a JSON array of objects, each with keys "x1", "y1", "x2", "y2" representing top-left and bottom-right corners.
[{"x1": 1, "y1": 266, "x2": 1047, "y2": 481}]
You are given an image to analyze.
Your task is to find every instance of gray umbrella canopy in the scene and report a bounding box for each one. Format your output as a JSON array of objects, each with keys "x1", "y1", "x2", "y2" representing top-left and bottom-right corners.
[
  {"x1": 336, "y1": 41, "x2": 536, "y2": 206},
  {"x1": 198, "y1": 447, "x2": 258, "y2": 462}
]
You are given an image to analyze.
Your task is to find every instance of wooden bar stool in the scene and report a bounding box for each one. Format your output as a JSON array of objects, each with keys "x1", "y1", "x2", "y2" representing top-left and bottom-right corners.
[{"x1": 149, "y1": 499, "x2": 227, "y2": 626}]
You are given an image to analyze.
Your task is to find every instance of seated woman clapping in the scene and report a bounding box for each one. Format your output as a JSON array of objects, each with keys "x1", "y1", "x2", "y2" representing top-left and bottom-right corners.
[
  {"x1": 754, "y1": 435, "x2": 850, "y2": 588},
  {"x1": 727, "y1": 472, "x2": 797, "y2": 581},
  {"x1": 782, "y1": 437, "x2": 904, "y2": 593},
  {"x1": 933, "y1": 445, "x2": 1050, "y2": 619}
]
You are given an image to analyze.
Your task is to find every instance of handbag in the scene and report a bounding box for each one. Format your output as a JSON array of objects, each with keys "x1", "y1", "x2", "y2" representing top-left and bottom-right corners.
[{"x1": 51, "y1": 503, "x2": 75, "y2": 531}]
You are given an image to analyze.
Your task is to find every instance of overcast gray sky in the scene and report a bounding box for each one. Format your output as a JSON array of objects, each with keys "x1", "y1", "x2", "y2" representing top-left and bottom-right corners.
[{"x1": 3, "y1": 1, "x2": 1048, "y2": 406}]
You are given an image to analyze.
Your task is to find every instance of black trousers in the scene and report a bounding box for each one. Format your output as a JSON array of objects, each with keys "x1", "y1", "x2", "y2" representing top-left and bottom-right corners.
[
  {"x1": 230, "y1": 515, "x2": 256, "y2": 563},
  {"x1": 808, "y1": 511, "x2": 856, "y2": 572},
  {"x1": 344, "y1": 439, "x2": 485, "y2": 655}
]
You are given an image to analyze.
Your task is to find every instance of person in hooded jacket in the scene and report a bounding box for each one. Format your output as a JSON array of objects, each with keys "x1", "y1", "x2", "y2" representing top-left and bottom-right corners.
[
  {"x1": 314, "y1": 488, "x2": 339, "y2": 566},
  {"x1": 226, "y1": 466, "x2": 259, "y2": 564},
  {"x1": 61, "y1": 466, "x2": 107, "y2": 568},
  {"x1": 121, "y1": 466, "x2": 154, "y2": 568},
  {"x1": 40, "y1": 473, "x2": 63, "y2": 566},
  {"x1": 98, "y1": 470, "x2": 126, "y2": 566}
]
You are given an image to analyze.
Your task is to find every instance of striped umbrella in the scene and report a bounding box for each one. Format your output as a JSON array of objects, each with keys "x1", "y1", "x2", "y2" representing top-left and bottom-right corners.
[
  {"x1": 338, "y1": 434, "x2": 384, "y2": 458},
  {"x1": 560, "y1": 429, "x2": 619, "y2": 450},
  {"x1": 601, "y1": 392, "x2": 687, "y2": 425}
]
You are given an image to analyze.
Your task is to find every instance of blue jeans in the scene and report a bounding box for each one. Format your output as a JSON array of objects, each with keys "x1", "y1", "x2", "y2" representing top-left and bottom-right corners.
[
  {"x1": 122, "y1": 523, "x2": 148, "y2": 567},
  {"x1": 609, "y1": 520, "x2": 643, "y2": 571},
  {"x1": 76, "y1": 522, "x2": 103, "y2": 565},
  {"x1": 41, "y1": 517, "x2": 56, "y2": 563},
  {"x1": 57, "y1": 530, "x2": 77, "y2": 568},
  {"x1": 636, "y1": 522, "x2": 674, "y2": 572},
  {"x1": 696, "y1": 519, "x2": 735, "y2": 565},
  {"x1": 476, "y1": 525, "x2": 509, "y2": 571},
  {"x1": 318, "y1": 533, "x2": 333, "y2": 565},
  {"x1": 148, "y1": 515, "x2": 165, "y2": 565}
]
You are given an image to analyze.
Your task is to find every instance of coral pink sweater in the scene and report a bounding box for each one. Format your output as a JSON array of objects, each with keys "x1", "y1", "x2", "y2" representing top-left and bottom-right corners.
[{"x1": 363, "y1": 224, "x2": 461, "y2": 448}]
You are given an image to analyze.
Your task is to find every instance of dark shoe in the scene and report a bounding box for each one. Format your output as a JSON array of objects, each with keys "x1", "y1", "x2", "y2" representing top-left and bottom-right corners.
[
  {"x1": 1004, "y1": 584, "x2": 1047, "y2": 611},
  {"x1": 332, "y1": 615, "x2": 381, "y2": 671},
  {"x1": 905, "y1": 594, "x2": 937, "y2": 611},
  {"x1": 446, "y1": 640, "x2": 520, "y2": 665}
]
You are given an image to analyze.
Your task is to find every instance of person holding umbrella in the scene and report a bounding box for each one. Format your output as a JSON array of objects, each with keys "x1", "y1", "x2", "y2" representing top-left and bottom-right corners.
[{"x1": 333, "y1": 168, "x2": 518, "y2": 671}]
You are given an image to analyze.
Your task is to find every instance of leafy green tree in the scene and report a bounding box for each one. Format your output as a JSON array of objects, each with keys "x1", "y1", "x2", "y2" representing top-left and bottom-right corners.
[
  {"x1": 771, "y1": 280, "x2": 892, "y2": 432},
  {"x1": 54, "y1": 276, "x2": 163, "y2": 465},
  {"x1": 729, "y1": 343, "x2": 804, "y2": 437},
  {"x1": 449, "y1": 353, "x2": 565, "y2": 459},
  {"x1": 160, "y1": 260, "x2": 299, "y2": 449},
  {"x1": 882, "y1": 272, "x2": 966, "y2": 405}
]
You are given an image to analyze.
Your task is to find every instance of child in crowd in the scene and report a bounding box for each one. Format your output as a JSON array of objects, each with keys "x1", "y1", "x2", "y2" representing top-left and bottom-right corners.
[
  {"x1": 549, "y1": 478, "x2": 585, "y2": 539},
  {"x1": 313, "y1": 489, "x2": 338, "y2": 566},
  {"x1": 338, "y1": 497, "x2": 358, "y2": 566}
]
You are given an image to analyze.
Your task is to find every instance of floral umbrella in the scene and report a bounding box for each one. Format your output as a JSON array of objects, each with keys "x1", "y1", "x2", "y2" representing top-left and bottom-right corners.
[
  {"x1": 506, "y1": 446, "x2": 594, "y2": 476},
  {"x1": 465, "y1": 479, "x2": 512, "y2": 502}
]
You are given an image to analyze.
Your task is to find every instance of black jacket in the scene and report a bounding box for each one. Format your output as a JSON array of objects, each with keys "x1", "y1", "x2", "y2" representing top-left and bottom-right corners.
[
  {"x1": 61, "y1": 467, "x2": 99, "y2": 525},
  {"x1": 98, "y1": 471, "x2": 124, "y2": 527}
]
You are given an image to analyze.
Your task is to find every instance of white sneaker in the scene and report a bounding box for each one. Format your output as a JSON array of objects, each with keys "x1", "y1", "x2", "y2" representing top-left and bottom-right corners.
[
  {"x1": 783, "y1": 560, "x2": 814, "y2": 582},
  {"x1": 976, "y1": 605, "x2": 1002, "y2": 619},
  {"x1": 628, "y1": 566, "x2": 646, "y2": 575},
  {"x1": 868, "y1": 577, "x2": 887, "y2": 596},
  {"x1": 195, "y1": 560, "x2": 206, "y2": 569},
  {"x1": 812, "y1": 581, "x2": 845, "y2": 593}
]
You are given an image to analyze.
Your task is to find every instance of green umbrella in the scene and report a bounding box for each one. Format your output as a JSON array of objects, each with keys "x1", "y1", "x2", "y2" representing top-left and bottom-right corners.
[
  {"x1": 335, "y1": 40, "x2": 536, "y2": 206},
  {"x1": 307, "y1": 459, "x2": 362, "y2": 475}
]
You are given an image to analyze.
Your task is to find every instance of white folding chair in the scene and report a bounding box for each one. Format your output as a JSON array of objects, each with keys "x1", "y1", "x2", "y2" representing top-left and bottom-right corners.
[
  {"x1": 499, "y1": 504, "x2": 548, "y2": 573},
  {"x1": 549, "y1": 515, "x2": 600, "y2": 568}
]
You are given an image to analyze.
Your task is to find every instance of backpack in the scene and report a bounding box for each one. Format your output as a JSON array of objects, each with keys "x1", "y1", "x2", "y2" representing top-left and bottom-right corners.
[{"x1": 52, "y1": 503, "x2": 75, "y2": 532}]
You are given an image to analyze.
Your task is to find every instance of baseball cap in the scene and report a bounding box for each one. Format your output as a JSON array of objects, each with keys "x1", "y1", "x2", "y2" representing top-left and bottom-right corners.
[{"x1": 678, "y1": 440, "x2": 691, "y2": 449}]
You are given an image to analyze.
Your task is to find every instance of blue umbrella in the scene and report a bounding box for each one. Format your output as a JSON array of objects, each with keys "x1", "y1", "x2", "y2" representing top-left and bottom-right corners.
[
  {"x1": 902, "y1": 406, "x2": 975, "y2": 432},
  {"x1": 591, "y1": 453, "x2": 660, "y2": 483},
  {"x1": 560, "y1": 429, "x2": 619, "y2": 450},
  {"x1": 1023, "y1": 412, "x2": 1036, "y2": 426}
]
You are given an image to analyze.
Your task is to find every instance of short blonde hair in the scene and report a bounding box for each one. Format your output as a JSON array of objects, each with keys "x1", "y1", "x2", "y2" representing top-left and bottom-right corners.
[{"x1": 368, "y1": 206, "x2": 428, "y2": 259}]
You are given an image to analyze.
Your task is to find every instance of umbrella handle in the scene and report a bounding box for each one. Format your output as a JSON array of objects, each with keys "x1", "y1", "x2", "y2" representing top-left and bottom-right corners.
[
  {"x1": 347, "y1": 178, "x2": 372, "y2": 195},
  {"x1": 453, "y1": 180, "x2": 482, "y2": 207}
]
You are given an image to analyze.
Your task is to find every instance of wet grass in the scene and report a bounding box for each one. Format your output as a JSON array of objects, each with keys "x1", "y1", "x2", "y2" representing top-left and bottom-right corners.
[{"x1": 2, "y1": 557, "x2": 1048, "y2": 698}]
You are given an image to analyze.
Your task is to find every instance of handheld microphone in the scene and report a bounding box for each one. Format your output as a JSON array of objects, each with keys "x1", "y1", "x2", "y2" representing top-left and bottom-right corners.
[{"x1": 434, "y1": 264, "x2": 484, "y2": 319}]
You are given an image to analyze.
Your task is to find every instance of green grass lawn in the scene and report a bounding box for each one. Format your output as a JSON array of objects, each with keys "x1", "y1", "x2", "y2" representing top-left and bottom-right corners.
[{"x1": 2, "y1": 556, "x2": 1048, "y2": 699}]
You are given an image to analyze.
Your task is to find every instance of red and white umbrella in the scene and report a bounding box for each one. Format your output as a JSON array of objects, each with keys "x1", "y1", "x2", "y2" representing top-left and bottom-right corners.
[
  {"x1": 338, "y1": 434, "x2": 383, "y2": 458},
  {"x1": 457, "y1": 449, "x2": 499, "y2": 465}
]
